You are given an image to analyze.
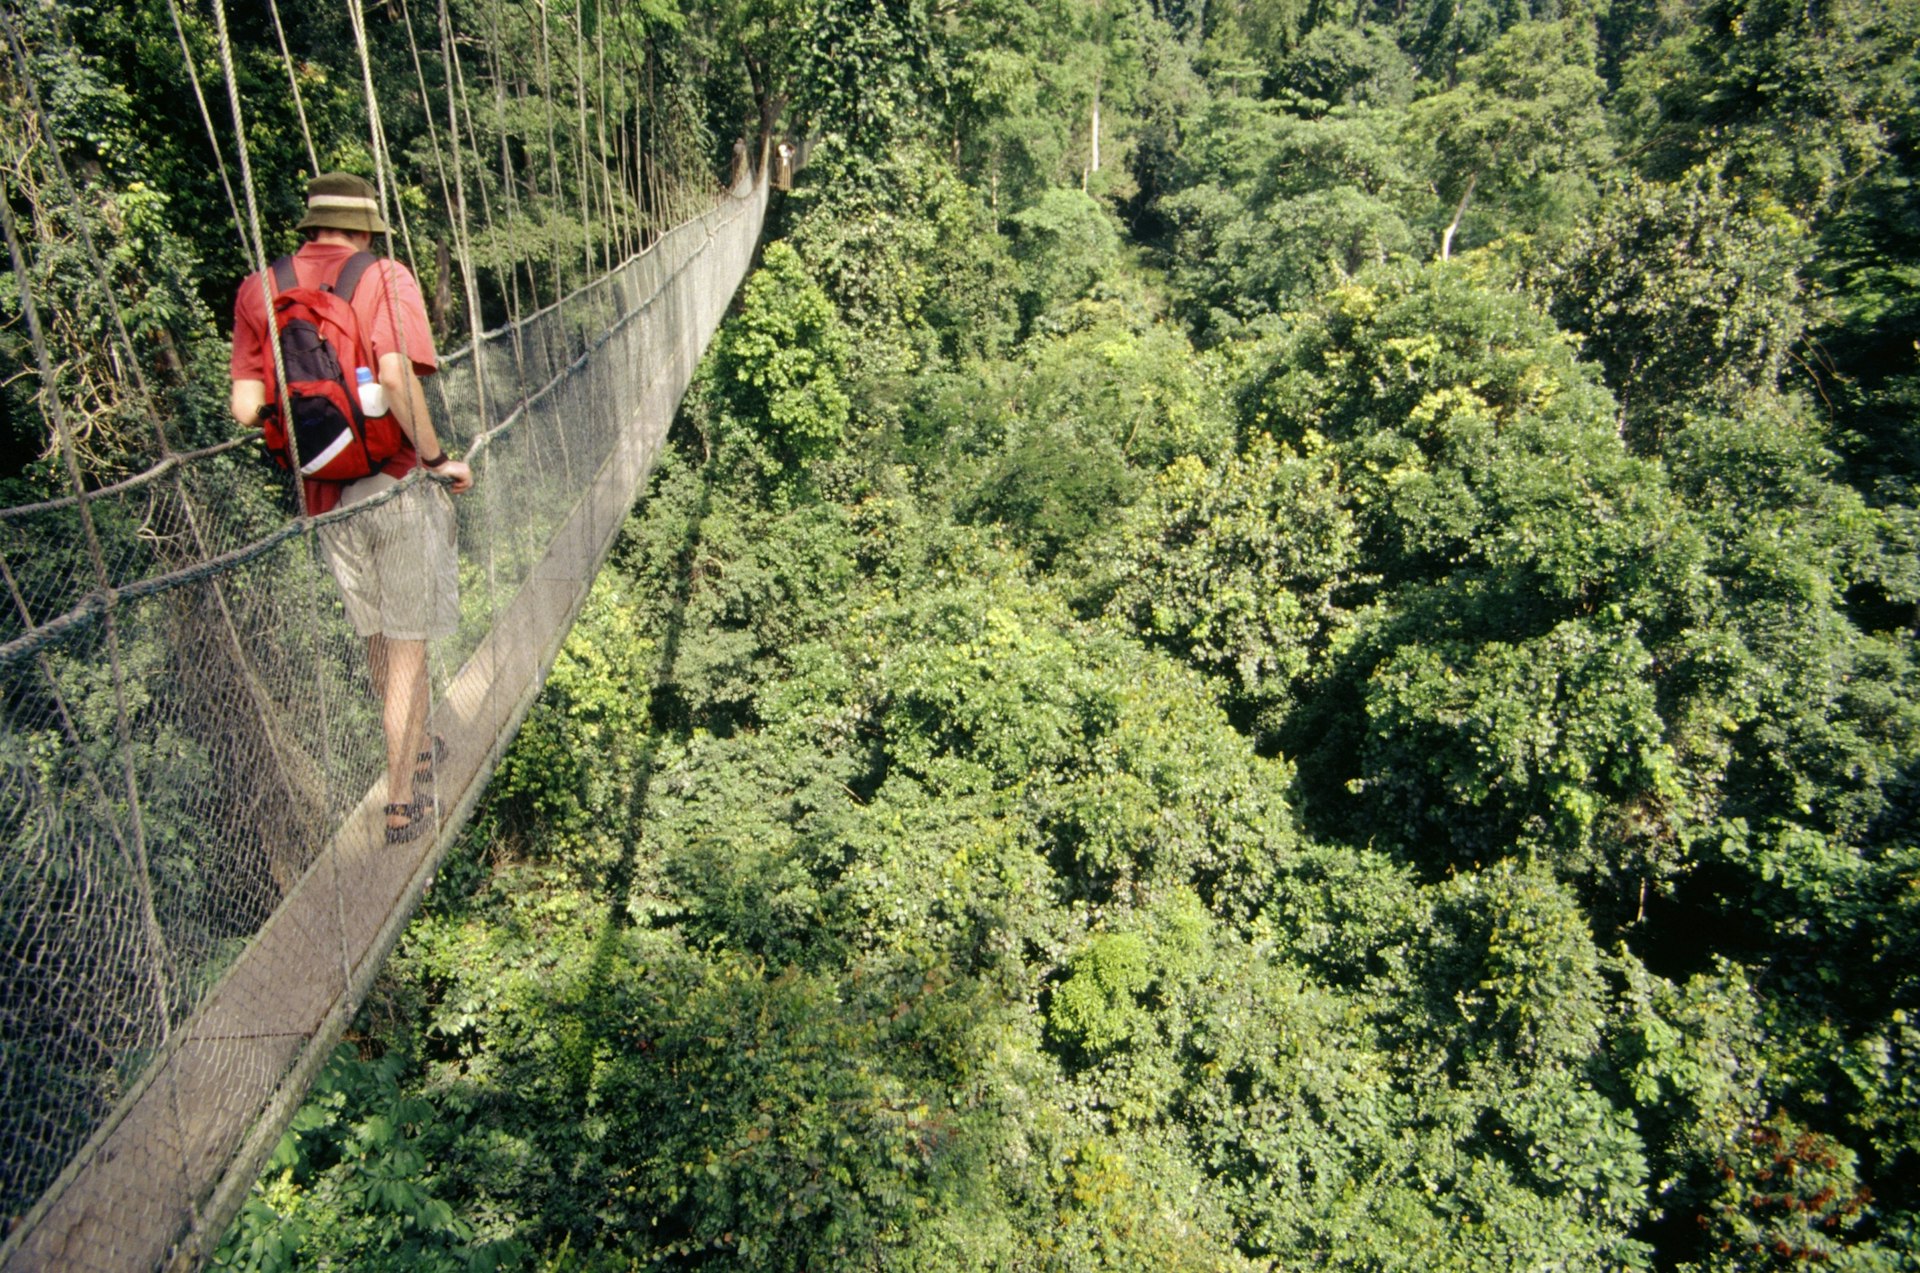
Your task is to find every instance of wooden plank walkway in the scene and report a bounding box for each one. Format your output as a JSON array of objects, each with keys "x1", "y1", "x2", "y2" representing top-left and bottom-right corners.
[{"x1": 1, "y1": 178, "x2": 765, "y2": 1273}]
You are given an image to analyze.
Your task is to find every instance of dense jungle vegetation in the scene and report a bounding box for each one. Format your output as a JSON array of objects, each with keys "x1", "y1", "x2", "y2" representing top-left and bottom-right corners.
[{"x1": 6, "y1": 0, "x2": 1919, "y2": 1267}]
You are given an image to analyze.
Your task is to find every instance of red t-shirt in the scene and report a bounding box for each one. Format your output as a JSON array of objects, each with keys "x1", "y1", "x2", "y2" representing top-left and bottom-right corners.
[{"x1": 231, "y1": 242, "x2": 438, "y2": 514}]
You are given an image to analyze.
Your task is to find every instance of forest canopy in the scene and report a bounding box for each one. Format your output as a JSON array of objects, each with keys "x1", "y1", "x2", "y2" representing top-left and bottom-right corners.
[{"x1": 4, "y1": 0, "x2": 1916, "y2": 1268}]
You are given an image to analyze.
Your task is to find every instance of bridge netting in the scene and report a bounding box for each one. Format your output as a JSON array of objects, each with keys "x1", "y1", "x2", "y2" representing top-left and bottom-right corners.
[
  {"x1": 0, "y1": 178, "x2": 767, "y2": 1268},
  {"x1": 0, "y1": 1, "x2": 771, "y2": 1266}
]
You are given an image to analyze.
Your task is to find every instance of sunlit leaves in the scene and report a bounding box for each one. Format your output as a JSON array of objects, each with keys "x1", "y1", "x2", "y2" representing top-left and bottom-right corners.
[
  {"x1": 711, "y1": 240, "x2": 852, "y2": 500},
  {"x1": 1110, "y1": 434, "x2": 1362, "y2": 707}
]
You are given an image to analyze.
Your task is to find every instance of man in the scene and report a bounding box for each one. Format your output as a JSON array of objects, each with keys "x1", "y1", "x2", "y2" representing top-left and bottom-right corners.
[{"x1": 230, "y1": 171, "x2": 474, "y2": 844}]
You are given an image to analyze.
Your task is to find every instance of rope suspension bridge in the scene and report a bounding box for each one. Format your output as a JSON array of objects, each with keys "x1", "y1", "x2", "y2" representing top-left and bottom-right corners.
[{"x1": 0, "y1": 2, "x2": 770, "y2": 1267}]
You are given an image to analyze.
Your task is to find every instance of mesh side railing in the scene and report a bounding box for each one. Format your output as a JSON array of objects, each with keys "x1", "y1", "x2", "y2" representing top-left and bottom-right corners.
[{"x1": 0, "y1": 174, "x2": 767, "y2": 1272}]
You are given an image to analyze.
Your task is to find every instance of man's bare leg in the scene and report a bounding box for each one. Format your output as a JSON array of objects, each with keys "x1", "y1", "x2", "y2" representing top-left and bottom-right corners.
[
  {"x1": 373, "y1": 635, "x2": 430, "y2": 831},
  {"x1": 369, "y1": 633, "x2": 390, "y2": 699}
]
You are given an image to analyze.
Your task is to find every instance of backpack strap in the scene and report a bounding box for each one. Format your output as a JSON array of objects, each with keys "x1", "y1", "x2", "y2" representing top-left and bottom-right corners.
[
  {"x1": 269, "y1": 255, "x2": 298, "y2": 295},
  {"x1": 331, "y1": 252, "x2": 379, "y2": 302}
]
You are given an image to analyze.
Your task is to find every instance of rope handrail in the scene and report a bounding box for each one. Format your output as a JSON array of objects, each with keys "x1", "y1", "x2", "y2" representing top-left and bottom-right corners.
[
  {"x1": 0, "y1": 187, "x2": 754, "y2": 520},
  {"x1": 439, "y1": 175, "x2": 753, "y2": 364},
  {"x1": 0, "y1": 184, "x2": 754, "y2": 665},
  {"x1": 0, "y1": 4, "x2": 774, "y2": 1263},
  {"x1": 0, "y1": 171, "x2": 772, "y2": 1273},
  {"x1": 0, "y1": 437, "x2": 254, "y2": 521}
]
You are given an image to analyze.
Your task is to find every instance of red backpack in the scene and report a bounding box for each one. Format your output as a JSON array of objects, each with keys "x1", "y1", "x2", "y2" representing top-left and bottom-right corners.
[{"x1": 259, "y1": 253, "x2": 406, "y2": 481}]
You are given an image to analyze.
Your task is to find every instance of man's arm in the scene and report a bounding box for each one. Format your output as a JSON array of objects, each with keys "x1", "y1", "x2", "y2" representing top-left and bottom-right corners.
[
  {"x1": 231, "y1": 378, "x2": 267, "y2": 428},
  {"x1": 378, "y1": 351, "x2": 473, "y2": 493}
]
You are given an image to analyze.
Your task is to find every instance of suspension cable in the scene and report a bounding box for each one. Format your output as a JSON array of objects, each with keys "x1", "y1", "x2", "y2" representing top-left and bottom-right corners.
[
  {"x1": 481, "y1": 15, "x2": 542, "y2": 320},
  {"x1": 162, "y1": 0, "x2": 246, "y2": 259},
  {"x1": 0, "y1": 183, "x2": 176, "y2": 1053},
  {"x1": 0, "y1": 8, "x2": 318, "y2": 838},
  {"x1": 211, "y1": 0, "x2": 307, "y2": 517},
  {"x1": 267, "y1": 0, "x2": 321, "y2": 175},
  {"x1": 342, "y1": 0, "x2": 423, "y2": 288},
  {"x1": 570, "y1": 2, "x2": 598, "y2": 277},
  {"x1": 395, "y1": 0, "x2": 459, "y2": 335}
]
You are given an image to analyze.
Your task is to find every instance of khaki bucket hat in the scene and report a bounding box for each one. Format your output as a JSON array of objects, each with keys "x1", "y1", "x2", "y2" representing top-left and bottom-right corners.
[{"x1": 296, "y1": 171, "x2": 390, "y2": 235}]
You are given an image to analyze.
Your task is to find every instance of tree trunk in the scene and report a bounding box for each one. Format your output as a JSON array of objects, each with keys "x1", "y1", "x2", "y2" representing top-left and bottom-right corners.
[
  {"x1": 1090, "y1": 85, "x2": 1101, "y2": 176},
  {"x1": 432, "y1": 239, "x2": 453, "y2": 332},
  {"x1": 1440, "y1": 169, "x2": 1477, "y2": 261}
]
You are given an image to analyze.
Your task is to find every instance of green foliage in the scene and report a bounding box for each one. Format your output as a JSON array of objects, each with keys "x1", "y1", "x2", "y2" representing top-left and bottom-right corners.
[
  {"x1": 1050, "y1": 929, "x2": 1155, "y2": 1054},
  {"x1": 784, "y1": 146, "x2": 1017, "y2": 377},
  {"x1": 1159, "y1": 99, "x2": 1419, "y2": 338},
  {"x1": 1428, "y1": 861, "x2": 1611, "y2": 1068},
  {"x1": 789, "y1": 0, "x2": 943, "y2": 151},
  {"x1": 1535, "y1": 164, "x2": 1814, "y2": 445},
  {"x1": 215, "y1": 2, "x2": 1920, "y2": 1269},
  {"x1": 1617, "y1": 0, "x2": 1915, "y2": 220},
  {"x1": 711, "y1": 241, "x2": 852, "y2": 501},
  {"x1": 1008, "y1": 188, "x2": 1119, "y2": 326},
  {"x1": 1403, "y1": 19, "x2": 1612, "y2": 253},
  {"x1": 1656, "y1": 401, "x2": 1918, "y2": 850},
  {"x1": 210, "y1": 1046, "x2": 511, "y2": 1272},
  {"x1": 1202, "y1": 257, "x2": 1919, "y2": 972},
  {"x1": 492, "y1": 578, "x2": 656, "y2": 864},
  {"x1": 1391, "y1": 0, "x2": 1569, "y2": 79},
  {"x1": 1362, "y1": 618, "x2": 1682, "y2": 878},
  {"x1": 969, "y1": 424, "x2": 1136, "y2": 567},
  {"x1": 576, "y1": 952, "x2": 1029, "y2": 1269},
  {"x1": 948, "y1": 0, "x2": 1136, "y2": 213},
  {"x1": 959, "y1": 290, "x2": 1231, "y2": 566},
  {"x1": 1109, "y1": 433, "x2": 1362, "y2": 711},
  {"x1": 1271, "y1": 23, "x2": 1417, "y2": 114}
]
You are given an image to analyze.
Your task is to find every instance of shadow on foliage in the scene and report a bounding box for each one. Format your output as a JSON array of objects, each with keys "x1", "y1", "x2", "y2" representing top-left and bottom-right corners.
[{"x1": 578, "y1": 455, "x2": 710, "y2": 955}]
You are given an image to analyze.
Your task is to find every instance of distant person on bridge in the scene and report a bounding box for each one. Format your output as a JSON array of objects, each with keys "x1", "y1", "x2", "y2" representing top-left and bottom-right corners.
[{"x1": 228, "y1": 171, "x2": 475, "y2": 846}]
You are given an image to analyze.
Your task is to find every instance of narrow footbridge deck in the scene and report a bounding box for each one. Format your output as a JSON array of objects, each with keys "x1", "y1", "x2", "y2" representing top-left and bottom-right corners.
[{"x1": 0, "y1": 179, "x2": 766, "y2": 1272}]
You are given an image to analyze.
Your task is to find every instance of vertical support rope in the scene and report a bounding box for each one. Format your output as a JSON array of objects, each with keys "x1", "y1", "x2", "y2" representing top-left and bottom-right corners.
[
  {"x1": 211, "y1": 0, "x2": 344, "y2": 1031},
  {"x1": 450, "y1": 11, "x2": 536, "y2": 477},
  {"x1": 534, "y1": 0, "x2": 569, "y2": 318},
  {"x1": 1, "y1": 3, "x2": 317, "y2": 848},
  {"x1": 430, "y1": 0, "x2": 508, "y2": 794},
  {"x1": 342, "y1": 0, "x2": 423, "y2": 285},
  {"x1": 532, "y1": 0, "x2": 579, "y2": 490},
  {"x1": 396, "y1": 0, "x2": 460, "y2": 343},
  {"x1": 570, "y1": 3, "x2": 597, "y2": 279},
  {"x1": 477, "y1": 12, "x2": 536, "y2": 317},
  {"x1": 596, "y1": 9, "x2": 628, "y2": 262},
  {"x1": 267, "y1": 0, "x2": 321, "y2": 176},
  {"x1": 645, "y1": 37, "x2": 660, "y2": 245},
  {"x1": 427, "y1": 11, "x2": 490, "y2": 476},
  {"x1": 211, "y1": 0, "x2": 308, "y2": 517},
  {"x1": 162, "y1": 0, "x2": 247, "y2": 263},
  {"x1": 468, "y1": 4, "x2": 545, "y2": 602},
  {"x1": 482, "y1": 21, "x2": 540, "y2": 339},
  {"x1": 0, "y1": 187, "x2": 176, "y2": 1057}
]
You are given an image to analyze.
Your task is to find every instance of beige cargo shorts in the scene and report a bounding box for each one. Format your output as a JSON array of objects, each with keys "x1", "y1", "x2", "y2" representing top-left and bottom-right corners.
[{"x1": 318, "y1": 472, "x2": 459, "y2": 641}]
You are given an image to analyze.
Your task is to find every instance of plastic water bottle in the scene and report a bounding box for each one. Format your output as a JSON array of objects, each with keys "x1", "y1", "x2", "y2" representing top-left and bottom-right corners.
[{"x1": 355, "y1": 367, "x2": 389, "y2": 418}]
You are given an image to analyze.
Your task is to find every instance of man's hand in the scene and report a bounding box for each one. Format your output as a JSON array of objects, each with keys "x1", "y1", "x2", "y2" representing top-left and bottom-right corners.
[{"x1": 429, "y1": 458, "x2": 474, "y2": 494}]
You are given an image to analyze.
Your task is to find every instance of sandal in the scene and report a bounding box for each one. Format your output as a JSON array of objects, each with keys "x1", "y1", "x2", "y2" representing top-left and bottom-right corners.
[
  {"x1": 413, "y1": 734, "x2": 448, "y2": 793},
  {"x1": 385, "y1": 799, "x2": 431, "y2": 845}
]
